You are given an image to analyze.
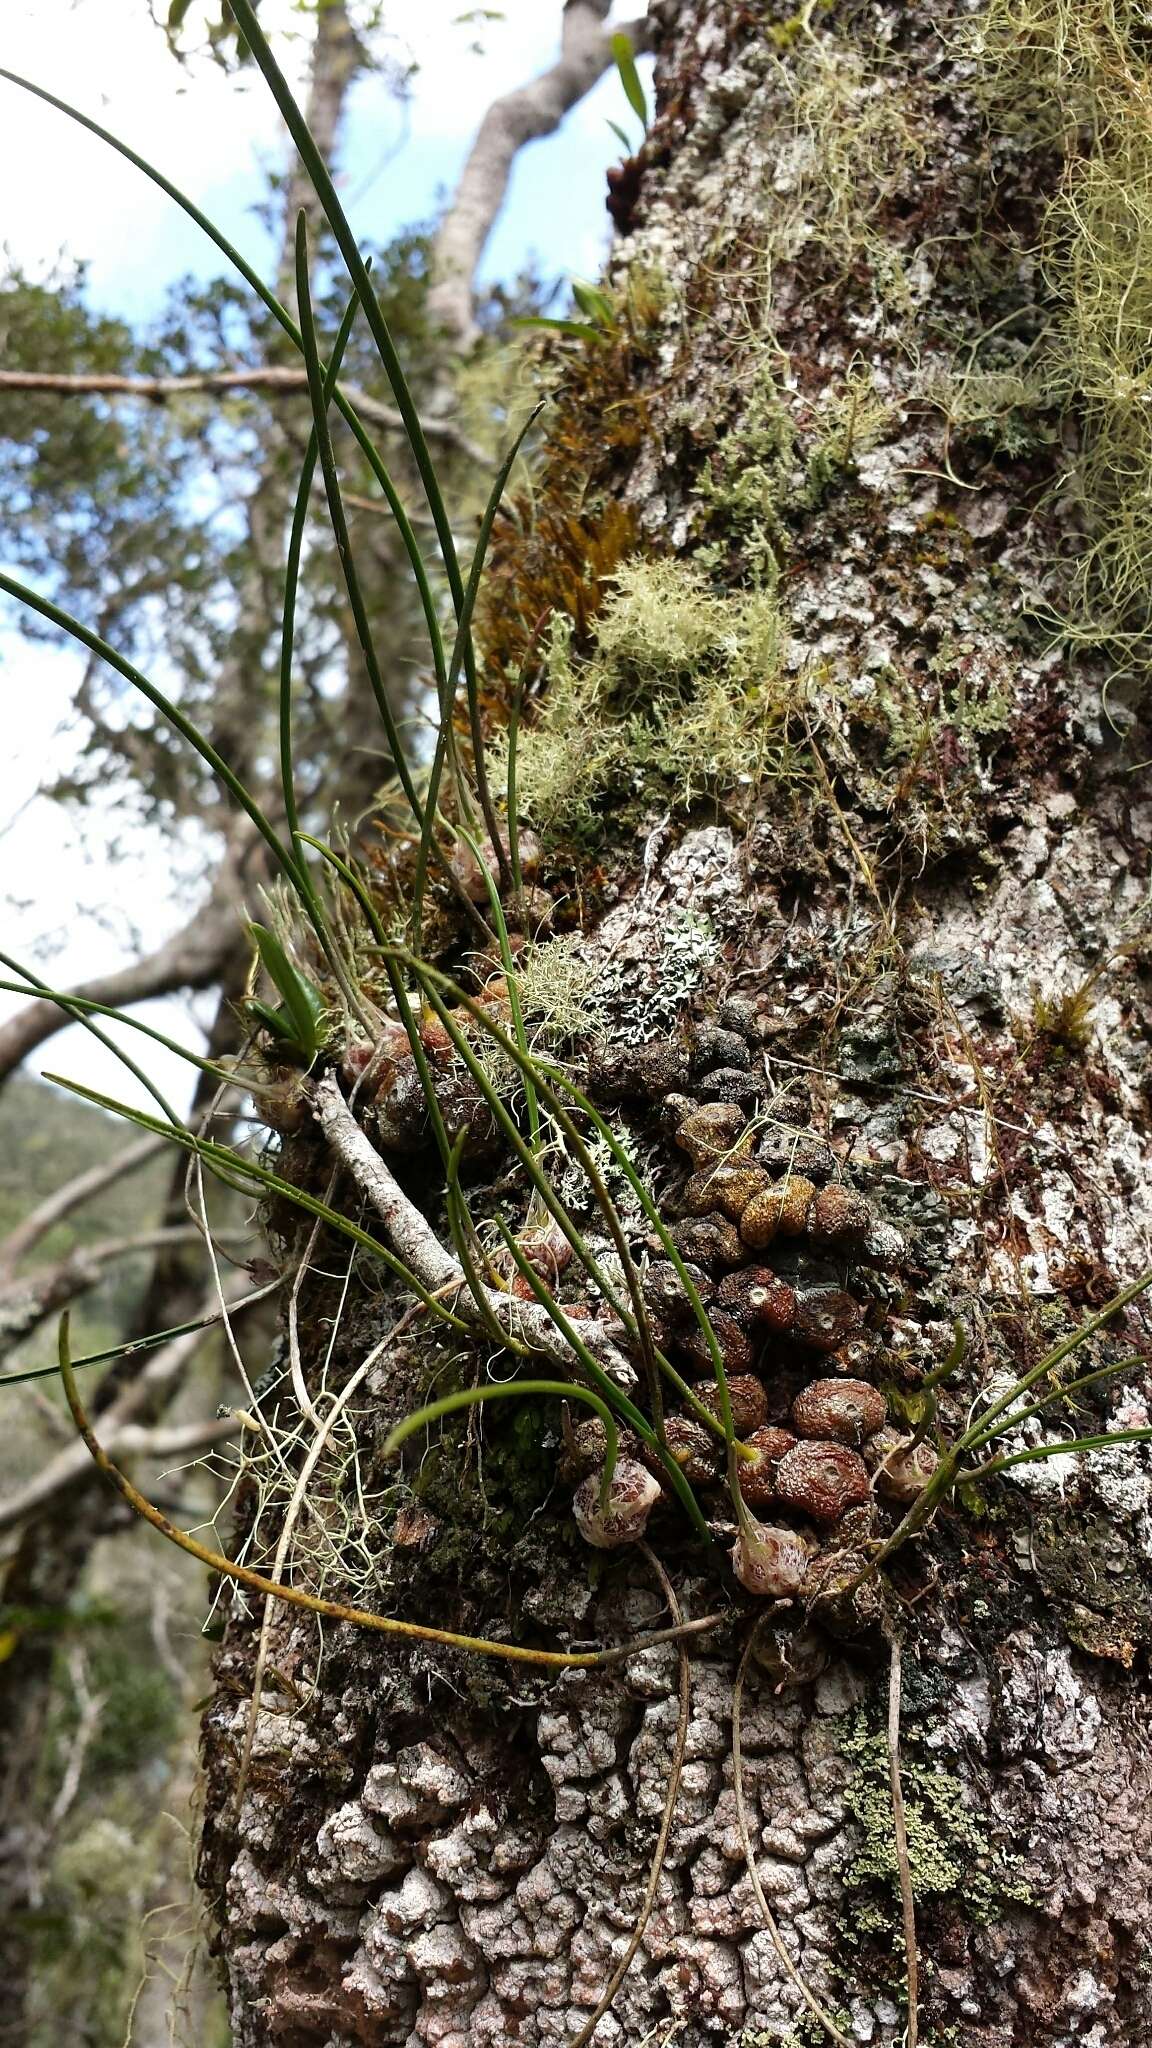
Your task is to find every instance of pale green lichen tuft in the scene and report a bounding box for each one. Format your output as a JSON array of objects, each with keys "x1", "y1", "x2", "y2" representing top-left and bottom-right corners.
[
  {"x1": 758, "y1": 29, "x2": 930, "y2": 316},
  {"x1": 842, "y1": 1720, "x2": 1032, "y2": 1930},
  {"x1": 494, "y1": 557, "x2": 798, "y2": 836},
  {"x1": 961, "y1": 0, "x2": 1152, "y2": 694}
]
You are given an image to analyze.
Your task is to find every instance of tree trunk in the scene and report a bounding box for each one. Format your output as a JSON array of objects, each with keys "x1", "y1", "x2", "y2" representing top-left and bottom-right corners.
[{"x1": 198, "y1": 5, "x2": 1152, "y2": 2044}]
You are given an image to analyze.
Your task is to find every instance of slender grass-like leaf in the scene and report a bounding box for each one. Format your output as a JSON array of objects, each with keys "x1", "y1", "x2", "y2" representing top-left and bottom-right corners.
[
  {"x1": 41, "y1": 1072, "x2": 468, "y2": 1330},
  {"x1": 0, "y1": 67, "x2": 458, "y2": 854},
  {"x1": 0, "y1": 575, "x2": 303, "y2": 890},
  {"x1": 294, "y1": 215, "x2": 428, "y2": 835},
  {"x1": 494, "y1": 1220, "x2": 711, "y2": 1541},
  {"x1": 225, "y1": 0, "x2": 467, "y2": 614},
  {"x1": 0, "y1": 953, "x2": 186, "y2": 1126},
  {"x1": 444, "y1": 1132, "x2": 523, "y2": 1353},
  {"x1": 57, "y1": 1313, "x2": 707, "y2": 1672},
  {"x1": 280, "y1": 284, "x2": 360, "y2": 892},
  {"x1": 390, "y1": 954, "x2": 735, "y2": 1461},
  {"x1": 412, "y1": 399, "x2": 546, "y2": 940},
  {"x1": 453, "y1": 822, "x2": 541, "y2": 1154},
  {"x1": 384, "y1": 954, "x2": 737, "y2": 1476},
  {"x1": 246, "y1": 921, "x2": 327, "y2": 1064},
  {"x1": 966, "y1": 1426, "x2": 1152, "y2": 1480},
  {"x1": 961, "y1": 1353, "x2": 1150, "y2": 1456},
  {"x1": 960, "y1": 1266, "x2": 1152, "y2": 1445},
  {"x1": 0, "y1": 1287, "x2": 282, "y2": 1389},
  {"x1": 383, "y1": 1378, "x2": 621, "y2": 1510},
  {"x1": 611, "y1": 31, "x2": 649, "y2": 129}
]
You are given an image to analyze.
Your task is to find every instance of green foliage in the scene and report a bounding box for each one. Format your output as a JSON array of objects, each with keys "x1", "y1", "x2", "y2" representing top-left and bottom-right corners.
[
  {"x1": 1027, "y1": 973, "x2": 1098, "y2": 1053},
  {"x1": 244, "y1": 922, "x2": 328, "y2": 1064},
  {"x1": 496, "y1": 556, "x2": 796, "y2": 836},
  {"x1": 611, "y1": 33, "x2": 648, "y2": 131}
]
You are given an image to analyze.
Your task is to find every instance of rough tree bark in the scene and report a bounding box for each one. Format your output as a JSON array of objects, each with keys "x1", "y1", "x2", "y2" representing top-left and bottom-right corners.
[{"x1": 179, "y1": 1, "x2": 1150, "y2": 2042}]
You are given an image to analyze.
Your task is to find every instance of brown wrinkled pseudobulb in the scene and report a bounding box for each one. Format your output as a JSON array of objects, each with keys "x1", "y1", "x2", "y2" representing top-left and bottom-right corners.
[
  {"x1": 736, "y1": 1427, "x2": 798, "y2": 1507},
  {"x1": 774, "y1": 1440, "x2": 871, "y2": 1525},
  {"x1": 791, "y1": 1377, "x2": 887, "y2": 1447},
  {"x1": 667, "y1": 1213, "x2": 745, "y2": 1268},
  {"x1": 740, "y1": 1175, "x2": 818, "y2": 1248},
  {"x1": 673, "y1": 1101, "x2": 749, "y2": 1168},
  {"x1": 696, "y1": 1374, "x2": 769, "y2": 1436},
  {"x1": 807, "y1": 1183, "x2": 874, "y2": 1247},
  {"x1": 679, "y1": 1309, "x2": 753, "y2": 1379},
  {"x1": 792, "y1": 1288, "x2": 865, "y2": 1353}
]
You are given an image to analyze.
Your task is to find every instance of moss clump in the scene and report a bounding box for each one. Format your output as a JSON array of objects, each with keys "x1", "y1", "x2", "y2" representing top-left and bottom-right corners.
[
  {"x1": 698, "y1": 364, "x2": 895, "y2": 582},
  {"x1": 495, "y1": 556, "x2": 797, "y2": 839},
  {"x1": 477, "y1": 270, "x2": 665, "y2": 694}
]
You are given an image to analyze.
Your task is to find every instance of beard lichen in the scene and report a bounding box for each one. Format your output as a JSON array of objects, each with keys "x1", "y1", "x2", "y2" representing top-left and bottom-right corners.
[{"x1": 963, "y1": 0, "x2": 1152, "y2": 699}]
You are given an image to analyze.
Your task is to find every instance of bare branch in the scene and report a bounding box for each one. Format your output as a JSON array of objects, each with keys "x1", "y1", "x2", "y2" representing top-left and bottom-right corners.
[
  {"x1": 0, "y1": 1227, "x2": 244, "y2": 1364},
  {"x1": 0, "y1": 823, "x2": 256, "y2": 1088},
  {"x1": 0, "y1": 1280, "x2": 273, "y2": 1533},
  {"x1": 0, "y1": 1412, "x2": 240, "y2": 1535},
  {"x1": 312, "y1": 1071, "x2": 634, "y2": 1382},
  {"x1": 0, "y1": 369, "x2": 483, "y2": 457},
  {"x1": 429, "y1": 2, "x2": 652, "y2": 349},
  {"x1": 0, "y1": 1133, "x2": 166, "y2": 1278}
]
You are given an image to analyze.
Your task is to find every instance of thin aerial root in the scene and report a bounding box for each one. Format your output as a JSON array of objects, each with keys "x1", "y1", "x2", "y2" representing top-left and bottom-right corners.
[
  {"x1": 566, "y1": 1545, "x2": 691, "y2": 2048},
  {"x1": 57, "y1": 1312, "x2": 726, "y2": 1672},
  {"x1": 733, "y1": 1621, "x2": 853, "y2": 2048},
  {"x1": 887, "y1": 1633, "x2": 919, "y2": 2048}
]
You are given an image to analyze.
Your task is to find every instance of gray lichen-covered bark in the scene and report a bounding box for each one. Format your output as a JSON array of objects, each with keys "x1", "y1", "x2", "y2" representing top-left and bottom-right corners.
[{"x1": 199, "y1": 4, "x2": 1152, "y2": 2043}]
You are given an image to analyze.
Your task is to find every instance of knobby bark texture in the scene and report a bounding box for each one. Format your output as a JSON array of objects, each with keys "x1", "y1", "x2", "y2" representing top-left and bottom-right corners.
[{"x1": 199, "y1": 5, "x2": 1152, "y2": 2045}]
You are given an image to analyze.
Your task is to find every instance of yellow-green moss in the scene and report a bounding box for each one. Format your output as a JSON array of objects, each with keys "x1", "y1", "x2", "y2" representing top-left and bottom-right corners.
[{"x1": 698, "y1": 363, "x2": 895, "y2": 581}]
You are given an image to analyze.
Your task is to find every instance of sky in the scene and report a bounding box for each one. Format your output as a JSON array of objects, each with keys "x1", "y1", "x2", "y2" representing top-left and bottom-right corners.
[{"x1": 0, "y1": 0, "x2": 650, "y2": 1112}]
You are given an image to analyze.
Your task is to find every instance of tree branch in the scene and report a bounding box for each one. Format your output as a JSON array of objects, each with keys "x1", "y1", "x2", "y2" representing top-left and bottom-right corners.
[
  {"x1": 0, "y1": 1227, "x2": 243, "y2": 1363},
  {"x1": 429, "y1": 1, "x2": 652, "y2": 349},
  {"x1": 0, "y1": 1133, "x2": 165, "y2": 1278},
  {"x1": 0, "y1": 822, "x2": 257, "y2": 1088},
  {"x1": 0, "y1": 1412, "x2": 241, "y2": 1535},
  {"x1": 312, "y1": 1071, "x2": 634, "y2": 1383},
  {"x1": 0, "y1": 370, "x2": 483, "y2": 457}
]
